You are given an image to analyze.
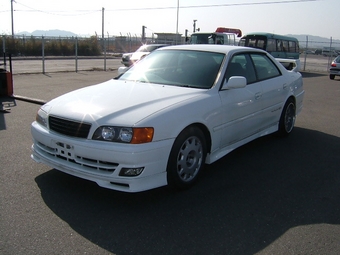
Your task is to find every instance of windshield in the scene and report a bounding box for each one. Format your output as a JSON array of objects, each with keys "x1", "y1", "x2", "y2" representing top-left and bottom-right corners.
[
  {"x1": 190, "y1": 34, "x2": 213, "y2": 44},
  {"x1": 118, "y1": 50, "x2": 225, "y2": 89}
]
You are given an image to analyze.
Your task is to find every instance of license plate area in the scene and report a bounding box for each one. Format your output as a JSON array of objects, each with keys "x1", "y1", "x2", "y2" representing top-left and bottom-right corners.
[{"x1": 55, "y1": 141, "x2": 74, "y2": 160}]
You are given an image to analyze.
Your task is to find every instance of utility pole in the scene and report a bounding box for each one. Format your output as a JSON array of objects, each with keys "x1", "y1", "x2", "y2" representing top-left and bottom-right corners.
[
  {"x1": 11, "y1": 0, "x2": 14, "y2": 37},
  {"x1": 176, "y1": 0, "x2": 179, "y2": 44},
  {"x1": 102, "y1": 7, "x2": 105, "y2": 43},
  {"x1": 142, "y1": 25, "x2": 146, "y2": 44},
  {"x1": 102, "y1": 7, "x2": 106, "y2": 71}
]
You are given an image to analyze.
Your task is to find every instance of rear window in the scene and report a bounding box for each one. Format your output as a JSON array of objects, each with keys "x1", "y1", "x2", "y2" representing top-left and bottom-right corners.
[{"x1": 250, "y1": 53, "x2": 281, "y2": 80}]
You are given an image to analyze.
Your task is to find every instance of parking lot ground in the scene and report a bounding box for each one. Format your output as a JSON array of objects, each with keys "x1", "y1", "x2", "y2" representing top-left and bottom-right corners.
[
  {"x1": 11, "y1": 71, "x2": 118, "y2": 104},
  {"x1": 1, "y1": 71, "x2": 340, "y2": 255}
]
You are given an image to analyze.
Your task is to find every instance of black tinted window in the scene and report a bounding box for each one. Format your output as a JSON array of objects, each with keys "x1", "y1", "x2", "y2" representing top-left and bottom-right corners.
[
  {"x1": 225, "y1": 54, "x2": 257, "y2": 84},
  {"x1": 250, "y1": 54, "x2": 281, "y2": 81}
]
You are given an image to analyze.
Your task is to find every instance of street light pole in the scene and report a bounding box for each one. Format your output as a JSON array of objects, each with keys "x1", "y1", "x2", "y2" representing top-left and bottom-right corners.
[{"x1": 193, "y1": 20, "x2": 197, "y2": 33}]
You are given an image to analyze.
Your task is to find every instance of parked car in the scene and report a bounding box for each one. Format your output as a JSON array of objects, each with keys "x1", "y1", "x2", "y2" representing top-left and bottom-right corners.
[
  {"x1": 314, "y1": 49, "x2": 322, "y2": 55},
  {"x1": 121, "y1": 44, "x2": 169, "y2": 67},
  {"x1": 305, "y1": 50, "x2": 315, "y2": 54},
  {"x1": 31, "y1": 45, "x2": 304, "y2": 193},
  {"x1": 329, "y1": 55, "x2": 340, "y2": 80}
]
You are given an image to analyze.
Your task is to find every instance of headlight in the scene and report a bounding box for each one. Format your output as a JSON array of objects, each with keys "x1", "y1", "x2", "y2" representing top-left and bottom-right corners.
[
  {"x1": 36, "y1": 108, "x2": 48, "y2": 128},
  {"x1": 92, "y1": 126, "x2": 154, "y2": 144}
]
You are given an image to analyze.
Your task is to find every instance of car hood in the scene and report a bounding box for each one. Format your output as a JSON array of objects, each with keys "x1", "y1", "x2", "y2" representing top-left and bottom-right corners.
[{"x1": 42, "y1": 79, "x2": 204, "y2": 126}]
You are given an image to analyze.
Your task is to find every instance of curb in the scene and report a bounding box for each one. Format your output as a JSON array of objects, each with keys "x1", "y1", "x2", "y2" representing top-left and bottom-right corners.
[{"x1": 11, "y1": 95, "x2": 46, "y2": 105}]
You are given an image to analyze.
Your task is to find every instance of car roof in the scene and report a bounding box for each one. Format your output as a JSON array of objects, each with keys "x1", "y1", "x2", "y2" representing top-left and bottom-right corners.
[
  {"x1": 137, "y1": 44, "x2": 169, "y2": 51},
  {"x1": 157, "y1": 44, "x2": 265, "y2": 54},
  {"x1": 146, "y1": 44, "x2": 169, "y2": 46},
  {"x1": 140, "y1": 44, "x2": 169, "y2": 48}
]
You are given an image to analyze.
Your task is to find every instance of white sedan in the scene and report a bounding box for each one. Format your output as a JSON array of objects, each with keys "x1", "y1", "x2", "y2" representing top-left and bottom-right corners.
[
  {"x1": 121, "y1": 44, "x2": 169, "y2": 67},
  {"x1": 31, "y1": 45, "x2": 304, "y2": 192}
]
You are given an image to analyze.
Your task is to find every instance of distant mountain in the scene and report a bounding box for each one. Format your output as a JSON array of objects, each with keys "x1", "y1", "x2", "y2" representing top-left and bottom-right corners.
[
  {"x1": 287, "y1": 34, "x2": 340, "y2": 49},
  {"x1": 16, "y1": 29, "x2": 77, "y2": 37}
]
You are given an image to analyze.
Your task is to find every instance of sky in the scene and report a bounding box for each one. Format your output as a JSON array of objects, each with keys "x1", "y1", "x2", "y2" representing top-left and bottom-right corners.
[{"x1": 0, "y1": 0, "x2": 339, "y2": 40}]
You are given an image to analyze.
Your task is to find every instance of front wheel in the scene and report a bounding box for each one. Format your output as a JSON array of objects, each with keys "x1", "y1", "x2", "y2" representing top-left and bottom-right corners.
[
  {"x1": 167, "y1": 126, "x2": 207, "y2": 189},
  {"x1": 278, "y1": 98, "x2": 296, "y2": 136}
]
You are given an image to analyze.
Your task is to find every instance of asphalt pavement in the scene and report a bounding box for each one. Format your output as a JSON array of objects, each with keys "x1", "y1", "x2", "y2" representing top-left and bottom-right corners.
[
  {"x1": 11, "y1": 71, "x2": 118, "y2": 104},
  {"x1": 1, "y1": 69, "x2": 340, "y2": 255}
]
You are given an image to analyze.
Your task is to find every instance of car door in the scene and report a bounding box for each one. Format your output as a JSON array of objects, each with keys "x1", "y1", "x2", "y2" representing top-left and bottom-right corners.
[
  {"x1": 218, "y1": 53, "x2": 263, "y2": 148},
  {"x1": 249, "y1": 53, "x2": 287, "y2": 128}
]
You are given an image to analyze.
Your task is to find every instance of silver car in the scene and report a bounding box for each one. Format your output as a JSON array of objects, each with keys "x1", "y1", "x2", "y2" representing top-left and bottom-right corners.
[{"x1": 329, "y1": 55, "x2": 340, "y2": 80}]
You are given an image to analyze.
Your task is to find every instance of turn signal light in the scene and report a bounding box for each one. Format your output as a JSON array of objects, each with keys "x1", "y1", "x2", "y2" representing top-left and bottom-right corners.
[{"x1": 131, "y1": 127, "x2": 154, "y2": 144}]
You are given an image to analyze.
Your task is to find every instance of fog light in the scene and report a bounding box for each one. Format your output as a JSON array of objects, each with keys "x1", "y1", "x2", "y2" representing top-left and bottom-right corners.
[{"x1": 119, "y1": 167, "x2": 144, "y2": 176}]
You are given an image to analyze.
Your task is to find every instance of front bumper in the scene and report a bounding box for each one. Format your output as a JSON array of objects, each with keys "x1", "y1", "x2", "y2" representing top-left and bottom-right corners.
[{"x1": 31, "y1": 121, "x2": 174, "y2": 192}]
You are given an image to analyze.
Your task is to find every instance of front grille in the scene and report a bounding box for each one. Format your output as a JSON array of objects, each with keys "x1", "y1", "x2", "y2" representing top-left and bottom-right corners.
[{"x1": 49, "y1": 115, "x2": 91, "y2": 138}]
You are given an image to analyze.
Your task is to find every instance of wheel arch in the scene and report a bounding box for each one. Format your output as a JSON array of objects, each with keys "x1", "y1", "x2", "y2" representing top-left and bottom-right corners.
[
  {"x1": 286, "y1": 95, "x2": 296, "y2": 113},
  {"x1": 182, "y1": 123, "x2": 212, "y2": 154},
  {"x1": 166, "y1": 122, "x2": 211, "y2": 189},
  {"x1": 277, "y1": 95, "x2": 297, "y2": 136}
]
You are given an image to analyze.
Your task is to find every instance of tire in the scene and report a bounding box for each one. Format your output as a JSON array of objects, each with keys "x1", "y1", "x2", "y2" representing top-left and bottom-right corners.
[
  {"x1": 167, "y1": 126, "x2": 207, "y2": 189},
  {"x1": 330, "y1": 74, "x2": 335, "y2": 80},
  {"x1": 278, "y1": 98, "x2": 296, "y2": 136}
]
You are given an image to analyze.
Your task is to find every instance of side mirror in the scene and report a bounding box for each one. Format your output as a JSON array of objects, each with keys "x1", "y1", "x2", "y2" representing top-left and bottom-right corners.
[
  {"x1": 221, "y1": 76, "x2": 247, "y2": 90},
  {"x1": 118, "y1": 66, "x2": 128, "y2": 75}
]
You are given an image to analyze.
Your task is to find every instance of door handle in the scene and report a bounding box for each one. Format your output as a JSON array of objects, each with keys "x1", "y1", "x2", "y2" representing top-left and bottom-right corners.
[{"x1": 255, "y1": 92, "x2": 262, "y2": 100}]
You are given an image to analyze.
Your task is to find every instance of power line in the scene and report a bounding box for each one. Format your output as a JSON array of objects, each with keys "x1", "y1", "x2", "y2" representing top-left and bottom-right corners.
[
  {"x1": 7, "y1": 0, "x2": 322, "y2": 15},
  {"x1": 185, "y1": 0, "x2": 322, "y2": 8},
  {"x1": 106, "y1": 0, "x2": 322, "y2": 12},
  {"x1": 13, "y1": 1, "x2": 101, "y2": 16}
]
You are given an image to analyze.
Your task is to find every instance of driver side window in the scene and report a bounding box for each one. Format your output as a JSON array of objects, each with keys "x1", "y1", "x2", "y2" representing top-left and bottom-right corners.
[{"x1": 225, "y1": 54, "x2": 256, "y2": 84}]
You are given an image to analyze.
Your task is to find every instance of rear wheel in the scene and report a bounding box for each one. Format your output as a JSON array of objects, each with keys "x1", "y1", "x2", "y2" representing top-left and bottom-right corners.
[
  {"x1": 167, "y1": 126, "x2": 207, "y2": 189},
  {"x1": 330, "y1": 74, "x2": 335, "y2": 80},
  {"x1": 278, "y1": 98, "x2": 296, "y2": 136}
]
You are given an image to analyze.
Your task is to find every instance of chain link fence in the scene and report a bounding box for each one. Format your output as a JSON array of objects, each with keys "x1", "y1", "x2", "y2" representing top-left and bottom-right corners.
[
  {"x1": 299, "y1": 37, "x2": 340, "y2": 73},
  {"x1": 2, "y1": 34, "x2": 339, "y2": 74},
  {"x1": 1, "y1": 34, "x2": 186, "y2": 73}
]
